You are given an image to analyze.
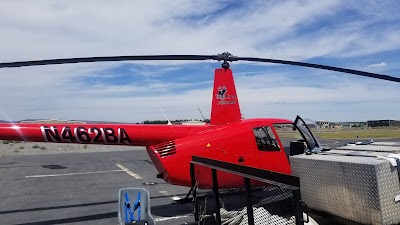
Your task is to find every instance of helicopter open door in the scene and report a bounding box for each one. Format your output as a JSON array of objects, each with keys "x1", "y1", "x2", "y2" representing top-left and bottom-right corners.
[{"x1": 292, "y1": 115, "x2": 323, "y2": 155}]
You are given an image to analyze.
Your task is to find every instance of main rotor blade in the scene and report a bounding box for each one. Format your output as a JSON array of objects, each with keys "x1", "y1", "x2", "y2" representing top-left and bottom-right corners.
[
  {"x1": 236, "y1": 57, "x2": 400, "y2": 83},
  {"x1": 0, "y1": 55, "x2": 217, "y2": 68},
  {"x1": 1, "y1": 53, "x2": 399, "y2": 83}
]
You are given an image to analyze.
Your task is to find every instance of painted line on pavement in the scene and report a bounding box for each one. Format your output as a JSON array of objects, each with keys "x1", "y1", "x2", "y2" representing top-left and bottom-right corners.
[
  {"x1": 26, "y1": 170, "x2": 123, "y2": 178},
  {"x1": 155, "y1": 215, "x2": 191, "y2": 222},
  {"x1": 116, "y1": 163, "x2": 142, "y2": 179}
]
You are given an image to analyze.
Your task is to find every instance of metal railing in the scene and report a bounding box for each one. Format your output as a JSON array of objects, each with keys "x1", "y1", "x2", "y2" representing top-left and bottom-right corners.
[{"x1": 190, "y1": 156, "x2": 307, "y2": 225}]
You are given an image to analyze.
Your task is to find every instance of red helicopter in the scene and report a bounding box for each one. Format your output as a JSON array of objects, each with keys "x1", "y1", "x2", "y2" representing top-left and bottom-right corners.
[{"x1": 0, "y1": 52, "x2": 399, "y2": 189}]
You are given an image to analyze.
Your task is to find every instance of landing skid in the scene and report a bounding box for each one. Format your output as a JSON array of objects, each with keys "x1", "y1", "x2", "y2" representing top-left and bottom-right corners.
[{"x1": 174, "y1": 186, "x2": 194, "y2": 204}]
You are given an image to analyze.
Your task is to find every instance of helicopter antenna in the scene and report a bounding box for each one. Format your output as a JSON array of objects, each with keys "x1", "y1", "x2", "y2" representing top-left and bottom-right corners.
[
  {"x1": 198, "y1": 108, "x2": 206, "y2": 121},
  {"x1": 157, "y1": 104, "x2": 172, "y2": 125}
]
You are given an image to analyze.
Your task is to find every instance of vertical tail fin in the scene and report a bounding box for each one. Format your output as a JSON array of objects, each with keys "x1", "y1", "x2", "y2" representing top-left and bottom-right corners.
[{"x1": 210, "y1": 68, "x2": 242, "y2": 125}]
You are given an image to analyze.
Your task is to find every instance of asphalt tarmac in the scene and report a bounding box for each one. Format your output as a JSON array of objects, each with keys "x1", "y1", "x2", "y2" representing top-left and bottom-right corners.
[
  {"x1": 0, "y1": 150, "x2": 193, "y2": 225},
  {"x1": 1, "y1": 138, "x2": 399, "y2": 225}
]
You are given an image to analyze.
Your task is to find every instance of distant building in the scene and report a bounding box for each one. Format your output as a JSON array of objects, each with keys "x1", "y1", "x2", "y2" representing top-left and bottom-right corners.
[
  {"x1": 368, "y1": 120, "x2": 400, "y2": 127},
  {"x1": 316, "y1": 121, "x2": 330, "y2": 128},
  {"x1": 330, "y1": 123, "x2": 342, "y2": 128}
]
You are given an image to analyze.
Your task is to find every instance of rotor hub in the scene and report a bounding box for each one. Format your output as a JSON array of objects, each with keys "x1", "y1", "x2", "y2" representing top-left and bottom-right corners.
[{"x1": 217, "y1": 52, "x2": 237, "y2": 69}]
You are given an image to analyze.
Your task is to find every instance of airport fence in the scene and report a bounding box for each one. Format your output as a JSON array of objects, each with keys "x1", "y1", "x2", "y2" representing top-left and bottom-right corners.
[{"x1": 190, "y1": 156, "x2": 308, "y2": 225}]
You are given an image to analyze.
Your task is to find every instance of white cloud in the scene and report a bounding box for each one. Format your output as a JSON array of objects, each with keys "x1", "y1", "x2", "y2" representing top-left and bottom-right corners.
[
  {"x1": 1, "y1": 0, "x2": 398, "y2": 61},
  {"x1": 0, "y1": 0, "x2": 399, "y2": 122},
  {"x1": 368, "y1": 62, "x2": 387, "y2": 67}
]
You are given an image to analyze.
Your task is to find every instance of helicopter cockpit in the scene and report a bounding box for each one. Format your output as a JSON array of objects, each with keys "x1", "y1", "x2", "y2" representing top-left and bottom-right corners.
[{"x1": 253, "y1": 126, "x2": 280, "y2": 151}]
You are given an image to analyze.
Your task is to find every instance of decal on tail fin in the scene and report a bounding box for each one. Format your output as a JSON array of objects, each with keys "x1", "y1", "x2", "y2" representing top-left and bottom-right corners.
[{"x1": 210, "y1": 68, "x2": 242, "y2": 125}]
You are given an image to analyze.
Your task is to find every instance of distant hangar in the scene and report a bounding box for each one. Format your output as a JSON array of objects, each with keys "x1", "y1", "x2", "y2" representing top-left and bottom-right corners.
[{"x1": 367, "y1": 120, "x2": 400, "y2": 127}]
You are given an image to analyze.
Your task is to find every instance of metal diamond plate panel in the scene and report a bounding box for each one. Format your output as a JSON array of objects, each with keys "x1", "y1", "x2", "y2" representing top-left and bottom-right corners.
[
  {"x1": 326, "y1": 149, "x2": 400, "y2": 159},
  {"x1": 336, "y1": 145, "x2": 400, "y2": 152},
  {"x1": 375, "y1": 162, "x2": 400, "y2": 225},
  {"x1": 290, "y1": 154, "x2": 400, "y2": 225},
  {"x1": 371, "y1": 142, "x2": 400, "y2": 147}
]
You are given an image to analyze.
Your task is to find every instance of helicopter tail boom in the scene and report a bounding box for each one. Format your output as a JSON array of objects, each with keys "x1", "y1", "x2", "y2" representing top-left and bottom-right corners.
[{"x1": 0, "y1": 123, "x2": 211, "y2": 146}]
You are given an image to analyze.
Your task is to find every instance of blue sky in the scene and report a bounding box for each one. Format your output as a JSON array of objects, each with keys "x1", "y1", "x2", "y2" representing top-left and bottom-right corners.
[{"x1": 0, "y1": 0, "x2": 399, "y2": 123}]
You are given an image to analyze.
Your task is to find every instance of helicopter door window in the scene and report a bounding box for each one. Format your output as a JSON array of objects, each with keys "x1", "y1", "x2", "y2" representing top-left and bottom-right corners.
[{"x1": 253, "y1": 126, "x2": 280, "y2": 151}]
